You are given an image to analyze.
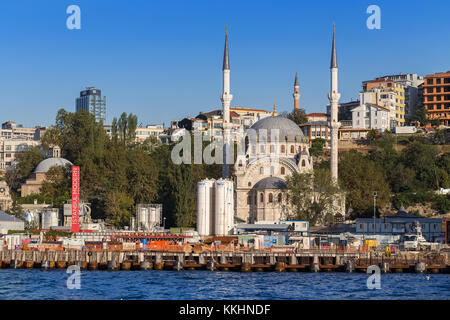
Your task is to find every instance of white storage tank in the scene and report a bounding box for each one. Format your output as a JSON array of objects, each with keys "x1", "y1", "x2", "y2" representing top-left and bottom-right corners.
[
  {"x1": 138, "y1": 207, "x2": 149, "y2": 231},
  {"x1": 214, "y1": 179, "x2": 225, "y2": 236},
  {"x1": 224, "y1": 179, "x2": 234, "y2": 235},
  {"x1": 214, "y1": 179, "x2": 234, "y2": 236},
  {"x1": 197, "y1": 179, "x2": 215, "y2": 236},
  {"x1": 42, "y1": 209, "x2": 59, "y2": 229}
]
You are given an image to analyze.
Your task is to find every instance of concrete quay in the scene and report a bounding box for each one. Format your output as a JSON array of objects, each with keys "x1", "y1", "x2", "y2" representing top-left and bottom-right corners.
[{"x1": 0, "y1": 249, "x2": 448, "y2": 273}]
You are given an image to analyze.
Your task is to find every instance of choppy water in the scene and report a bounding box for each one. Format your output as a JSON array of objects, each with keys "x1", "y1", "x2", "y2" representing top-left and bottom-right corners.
[{"x1": 0, "y1": 270, "x2": 448, "y2": 300}]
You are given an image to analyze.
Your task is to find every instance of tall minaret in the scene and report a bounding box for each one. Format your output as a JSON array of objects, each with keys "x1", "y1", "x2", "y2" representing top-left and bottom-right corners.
[
  {"x1": 221, "y1": 26, "x2": 233, "y2": 179},
  {"x1": 328, "y1": 24, "x2": 341, "y2": 183},
  {"x1": 293, "y1": 72, "x2": 300, "y2": 112}
]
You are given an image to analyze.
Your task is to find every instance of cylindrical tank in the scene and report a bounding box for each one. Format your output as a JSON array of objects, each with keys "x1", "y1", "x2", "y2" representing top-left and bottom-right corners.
[
  {"x1": 197, "y1": 179, "x2": 214, "y2": 236},
  {"x1": 215, "y1": 179, "x2": 226, "y2": 236},
  {"x1": 224, "y1": 180, "x2": 234, "y2": 235},
  {"x1": 138, "y1": 207, "x2": 149, "y2": 231},
  {"x1": 42, "y1": 210, "x2": 59, "y2": 229}
]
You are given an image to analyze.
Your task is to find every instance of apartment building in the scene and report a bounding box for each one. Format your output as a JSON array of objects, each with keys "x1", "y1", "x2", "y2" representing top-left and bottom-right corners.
[{"x1": 423, "y1": 71, "x2": 450, "y2": 126}]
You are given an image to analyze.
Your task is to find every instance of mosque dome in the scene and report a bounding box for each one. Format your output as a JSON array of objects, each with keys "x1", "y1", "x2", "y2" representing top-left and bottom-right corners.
[
  {"x1": 253, "y1": 177, "x2": 287, "y2": 190},
  {"x1": 34, "y1": 158, "x2": 73, "y2": 174},
  {"x1": 250, "y1": 116, "x2": 304, "y2": 142}
]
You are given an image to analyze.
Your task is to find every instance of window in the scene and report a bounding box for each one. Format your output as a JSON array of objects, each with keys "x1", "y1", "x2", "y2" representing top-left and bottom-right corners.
[
  {"x1": 444, "y1": 78, "x2": 450, "y2": 84},
  {"x1": 290, "y1": 145, "x2": 294, "y2": 153},
  {"x1": 248, "y1": 182, "x2": 252, "y2": 187},
  {"x1": 238, "y1": 160, "x2": 243, "y2": 167},
  {"x1": 247, "y1": 195, "x2": 250, "y2": 205},
  {"x1": 260, "y1": 193, "x2": 264, "y2": 203},
  {"x1": 277, "y1": 193, "x2": 282, "y2": 203},
  {"x1": 281, "y1": 145, "x2": 285, "y2": 153},
  {"x1": 260, "y1": 167, "x2": 264, "y2": 175},
  {"x1": 427, "y1": 79, "x2": 433, "y2": 85},
  {"x1": 302, "y1": 160, "x2": 306, "y2": 167},
  {"x1": 436, "y1": 78, "x2": 441, "y2": 84},
  {"x1": 268, "y1": 193, "x2": 273, "y2": 203},
  {"x1": 281, "y1": 167, "x2": 285, "y2": 175}
]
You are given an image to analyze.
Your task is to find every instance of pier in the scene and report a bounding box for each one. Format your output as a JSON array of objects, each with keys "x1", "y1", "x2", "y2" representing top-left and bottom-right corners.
[{"x1": 0, "y1": 249, "x2": 448, "y2": 273}]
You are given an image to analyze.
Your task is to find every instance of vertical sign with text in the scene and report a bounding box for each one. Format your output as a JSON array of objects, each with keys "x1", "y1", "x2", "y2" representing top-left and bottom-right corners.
[{"x1": 71, "y1": 166, "x2": 80, "y2": 232}]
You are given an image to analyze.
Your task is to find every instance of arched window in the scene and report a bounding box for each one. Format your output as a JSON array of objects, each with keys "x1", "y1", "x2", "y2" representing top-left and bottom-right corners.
[
  {"x1": 298, "y1": 146, "x2": 302, "y2": 153},
  {"x1": 278, "y1": 193, "x2": 282, "y2": 203},
  {"x1": 302, "y1": 159, "x2": 306, "y2": 167},
  {"x1": 290, "y1": 145, "x2": 295, "y2": 153},
  {"x1": 281, "y1": 167, "x2": 285, "y2": 175},
  {"x1": 281, "y1": 145, "x2": 285, "y2": 153},
  {"x1": 238, "y1": 160, "x2": 243, "y2": 167},
  {"x1": 248, "y1": 181, "x2": 252, "y2": 187},
  {"x1": 260, "y1": 193, "x2": 264, "y2": 203},
  {"x1": 268, "y1": 193, "x2": 273, "y2": 203},
  {"x1": 260, "y1": 167, "x2": 264, "y2": 175}
]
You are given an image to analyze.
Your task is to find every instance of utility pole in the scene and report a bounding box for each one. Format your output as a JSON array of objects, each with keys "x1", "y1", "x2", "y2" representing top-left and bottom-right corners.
[{"x1": 373, "y1": 191, "x2": 378, "y2": 237}]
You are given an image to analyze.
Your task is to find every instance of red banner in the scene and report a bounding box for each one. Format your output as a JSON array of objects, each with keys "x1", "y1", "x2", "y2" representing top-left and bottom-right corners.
[{"x1": 71, "y1": 166, "x2": 80, "y2": 232}]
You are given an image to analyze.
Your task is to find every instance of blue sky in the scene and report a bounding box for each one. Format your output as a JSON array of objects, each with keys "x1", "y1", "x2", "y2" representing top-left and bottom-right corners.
[{"x1": 0, "y1": 0, "x2": 449, "y2": 127}]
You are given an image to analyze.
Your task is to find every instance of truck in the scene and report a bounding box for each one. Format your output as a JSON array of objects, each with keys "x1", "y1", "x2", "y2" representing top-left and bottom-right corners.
[{"x1": 401, "y1": 222, "x2": 432, "y2": 251}]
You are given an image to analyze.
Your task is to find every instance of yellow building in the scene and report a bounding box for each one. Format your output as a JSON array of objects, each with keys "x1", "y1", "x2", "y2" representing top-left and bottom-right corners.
[{"x1": 362, "y1": 79, "x2": 406, "y2": 127}]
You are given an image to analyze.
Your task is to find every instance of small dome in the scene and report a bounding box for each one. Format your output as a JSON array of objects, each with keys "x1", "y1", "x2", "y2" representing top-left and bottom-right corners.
[
  {"x1": 250, "y1": 116, "x2": 303, "y2": 142},
  {"x1": 253, "y1": 177, "x2": 287, "y2": 190},
  {"x1": 34, "y1": 158, "x2": 73, "y2": 174}
]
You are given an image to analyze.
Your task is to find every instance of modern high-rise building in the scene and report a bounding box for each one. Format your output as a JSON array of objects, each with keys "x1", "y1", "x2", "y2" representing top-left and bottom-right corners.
[
  {"x1": 76, "y1": 87, "x2": 106, "y2": 123},
  {"x1": 423, "y1": 71, "x2": 450, "y2": 126}
]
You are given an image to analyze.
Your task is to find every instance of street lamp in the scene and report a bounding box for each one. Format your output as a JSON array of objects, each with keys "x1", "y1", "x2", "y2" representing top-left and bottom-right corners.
[{"x1": 373, "y1": 191, "x2": 378, "y2": 237}]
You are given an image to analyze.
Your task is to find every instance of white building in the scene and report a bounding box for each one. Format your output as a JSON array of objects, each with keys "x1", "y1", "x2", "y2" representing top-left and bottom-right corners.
[
  {"x1": 351, "y1": 103, "x2": 390, "y2": 132},
  {"x1": 135, "y1": 124, "x2": 165, "y2": 143},
  {"x1": 375, "y1": 73, "x2": 424, "y2": 120}
]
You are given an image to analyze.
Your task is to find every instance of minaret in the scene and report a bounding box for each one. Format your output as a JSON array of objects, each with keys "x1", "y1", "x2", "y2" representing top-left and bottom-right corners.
[
  {"x1": 328, "y1": 24, "x2": 341, "y2": 183},
  {"x1": 293, "y1": 72, "x2": 300, "y2": 112},
  {"x1": 221, "y1": 26, "x2": 233, "y2": 179}
]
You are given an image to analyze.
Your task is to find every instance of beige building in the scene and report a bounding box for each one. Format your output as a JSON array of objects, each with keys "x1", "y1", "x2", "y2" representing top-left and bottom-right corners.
[
  {"x1": 362, "y1": 79, "x2": 406, "y2": 128},
  {"x1": 0, "y1": 138, "x2": 40, "y2": 172},
  {"x1": 234, "y1": 114, "x2": 313, "y2": 223},
  {"x1": 0, "y1": 181, "x2": 12, "y2": 211},
  {"x1": 135, "y1": 124, "x2": 165, "y2": 143}
]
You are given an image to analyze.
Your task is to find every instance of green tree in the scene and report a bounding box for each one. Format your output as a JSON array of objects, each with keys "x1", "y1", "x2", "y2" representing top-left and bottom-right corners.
[
  {"x1": 6, "y1": 147, "x2": 43, "y2": 193},
  {"x1": 286, "y1": 108, "x2": 308, "y2": 126},
  {"x1": 309, "y1": 138, "x2": 326, "y2": 157},
  {"x1": 339, "y1": 150, "x2": 390, "y2": 217},
  {"x1": 40, "y1": 165, "x2": 71, "y2": 207},
  {"x1": 105, "y1": 190, "x2": 134, "y2": 228},
  {"x1": 285, "y1": 168, "x2": 343, "y2": 225},
  {"x1": 412, "y1": 106, "x2": 428, "y2": 126}
]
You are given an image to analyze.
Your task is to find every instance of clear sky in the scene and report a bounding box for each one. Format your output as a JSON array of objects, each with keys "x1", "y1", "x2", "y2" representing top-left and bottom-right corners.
[{"x1": 0, "y1": 0, "x2": 449, "y2": 127}]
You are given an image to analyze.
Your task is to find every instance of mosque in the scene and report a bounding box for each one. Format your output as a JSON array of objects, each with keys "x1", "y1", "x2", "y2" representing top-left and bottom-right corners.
[{"x1": 200, "y1": 25, "x2": 343, "y2": 236}]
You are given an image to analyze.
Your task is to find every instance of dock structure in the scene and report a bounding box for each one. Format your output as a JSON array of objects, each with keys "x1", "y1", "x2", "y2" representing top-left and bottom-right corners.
[{"x1": 0, "y1": 249, "x2": 448, "y2": 273}]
